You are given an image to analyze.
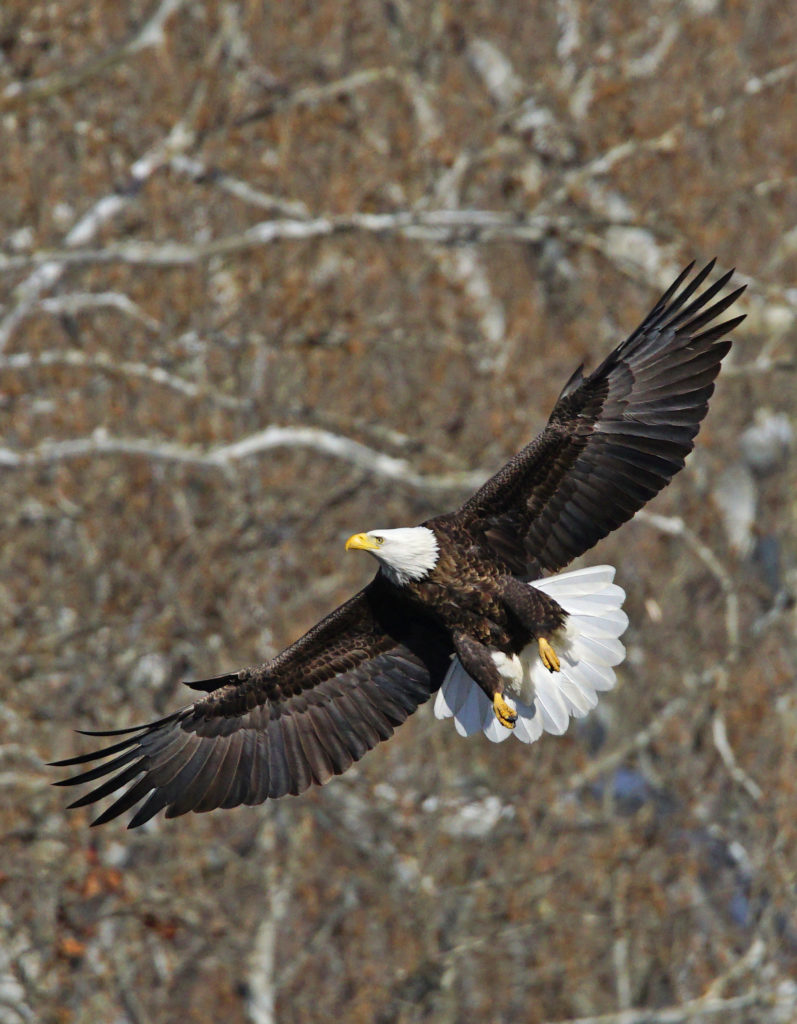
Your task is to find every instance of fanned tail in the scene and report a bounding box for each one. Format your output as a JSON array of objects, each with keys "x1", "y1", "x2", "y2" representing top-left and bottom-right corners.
[{"x1": 434, "y1": 565, "x2": 628, "y2": 744}]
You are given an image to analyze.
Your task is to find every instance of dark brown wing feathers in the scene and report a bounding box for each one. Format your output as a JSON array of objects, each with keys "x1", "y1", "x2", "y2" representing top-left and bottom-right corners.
[
  {"x1": 52, "y1": 577, "x2": 452, "y2": 827},
  {"x1": 54, "y1": 260, "x2": 744, "y2": 826},
  {"x1": 460, "y1": 260, "x2": 744, "y2": 574}
]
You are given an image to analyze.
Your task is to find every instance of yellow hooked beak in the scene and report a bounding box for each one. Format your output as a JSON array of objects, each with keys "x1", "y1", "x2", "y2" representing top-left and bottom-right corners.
[{"x1": 345, "y1": 532, "x2": 381, "y2": 552}]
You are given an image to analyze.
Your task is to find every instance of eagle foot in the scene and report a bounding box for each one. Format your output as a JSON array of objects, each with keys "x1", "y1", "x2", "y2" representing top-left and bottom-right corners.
[
  {"x1": 538, "y1": 637, "x2": 560, "y2": 673},
  {"x1": 493, "y1": 692, "x2": 517, "y2": 730}
]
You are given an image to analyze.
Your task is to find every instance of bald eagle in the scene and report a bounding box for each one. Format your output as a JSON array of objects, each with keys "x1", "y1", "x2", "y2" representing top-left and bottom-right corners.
[{"x1": 53, "y1": 261, "x2": 745, "y2": 827}]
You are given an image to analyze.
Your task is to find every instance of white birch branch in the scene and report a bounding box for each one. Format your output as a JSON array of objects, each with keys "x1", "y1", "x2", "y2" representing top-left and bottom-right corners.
[
  {"x1": 543, "y1": 987, "x2": 787, "y2": 1024},
  {"x1": 635, "y1": 512, "x2": 765, "y2": 805},
  {"x1": 0, "y1": 349, "x2": 248, "y2": 409},
  {"x1": 169, "y1": 155, "x2": 311, "y2": 219},
  {"x1": 711, "y1": 713, "x2": 764, "y2": 803},
  {"x1": 0, "y1": 426, "x2": 487, "y2": 491},
  {"x1": 635, "y1": 511, "x2": 740, "y2": 663},
  {"x1": 242, "y1": 67, "x2": 402, "y2": 118},
  {"x1": 30, "y1": 292, "x2": 160, "y2": 331},
  {"x1": 555, "y1": 697, "x2": 689, "y2": 802},
  {"x1": 245, "y1": 820, "x2": 291, "y2": 1024},
  {"x1": 0, "y1": 210, "x2": 562, "y2": 276},
  {"x1": 1, "y1": 0, "x2": 187, "y2": 106},
  {"x1": 0, "y1": 8, "x2": 209, "y2": 354},
  {"x1": 0, "y1": 118, "x2": 198, "y2": 352}
]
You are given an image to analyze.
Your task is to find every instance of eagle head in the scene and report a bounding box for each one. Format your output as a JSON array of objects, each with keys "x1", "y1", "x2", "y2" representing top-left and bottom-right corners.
[{"x1": 345, "y1": 527, "x2": 439, "y2": 586}]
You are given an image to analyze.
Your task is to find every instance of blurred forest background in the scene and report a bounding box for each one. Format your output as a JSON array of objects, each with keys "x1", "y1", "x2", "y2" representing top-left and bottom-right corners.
[{"x1": 1, "y1": 2, "x2": 795, "y2": 1022}]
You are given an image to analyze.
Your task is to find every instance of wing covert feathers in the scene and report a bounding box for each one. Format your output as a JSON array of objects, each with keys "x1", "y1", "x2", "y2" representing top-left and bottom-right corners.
[
  {"x1": 461, "y1": 261, "x2": 744, "y2": 574},
  {"x1": 52, "y1": 579, "x2": 452, "y2": 827}
]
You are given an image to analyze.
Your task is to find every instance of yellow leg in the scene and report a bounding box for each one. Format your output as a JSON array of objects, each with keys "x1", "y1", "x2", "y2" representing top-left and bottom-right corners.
[
  {"x1": 493, "y1": 692, "x2": 517, "y2": 729},
  {"x1": 538, "y1": 637, "x2": 560, "y2": 673}
]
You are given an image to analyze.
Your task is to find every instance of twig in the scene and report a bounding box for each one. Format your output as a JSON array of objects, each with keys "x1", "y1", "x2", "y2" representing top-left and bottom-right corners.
[
  {"x1": 543, "y1": 988, "x2": 778, "y2": 1024},
  {"x1": 555, "y1": 697, "x2": 689, "y2": 802},
  {"x1": 0, "y1": 0, "x2": 187, "y2": 109},
  {"x1": 711, "y1": 713, "x2": 764, "y2": 802},
  {"x1": 703, "y1": 937, "x2": 766, "y2": 998},
  {"x1": 17, "y1": 292, "x2": 160, "y2": 332},
  {"x1": 0, "y1": 130, "x2": 198, "y2": 352},
  {"x1": 722, "y1": 357, "x2": 795, "y2": 377},
  {"x1": 635, "y1": 512, "x2": 740, "y2": 663},
  {"x1": 743, "y1": 58, "x2": 797, "y2": 96},
  {"x1": 547, "y1": 931, "x2": 786, "y2": 1024},
  {"x1": 235, "y1": 67, "x2": 402, "y2": 126},
  {"x1": 555, "y1": 125, "x2": 682, "y2": 195},
  {"x1": 611, "y1": 888, "x2": 632, "y2": 1011},
  {"x1": 633, "y1": 512, "x2": 764, "y2": 804},
  {"x1": 0, "y1": 349, "x2": 248, "y2": 410},
  {"x1": 0, "y1": 18, "x2": 210, "y2": 353},
  {"x1": 435, "y1": 248, "x2": 508, "y2": 374},
  {"x1": 169, "y1": 155, "x2": 311, "y2": 219}
]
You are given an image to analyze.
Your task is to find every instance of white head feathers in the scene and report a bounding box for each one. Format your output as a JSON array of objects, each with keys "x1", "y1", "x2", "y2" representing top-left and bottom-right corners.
[{"x1": 346, "y1": 527, "x2": 439, "y2": 587}]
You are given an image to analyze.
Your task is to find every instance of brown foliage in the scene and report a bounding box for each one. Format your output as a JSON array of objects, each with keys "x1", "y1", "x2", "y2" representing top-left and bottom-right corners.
[{"x1": 0, "y1": 1, "x2": 795, "y2": 1022}]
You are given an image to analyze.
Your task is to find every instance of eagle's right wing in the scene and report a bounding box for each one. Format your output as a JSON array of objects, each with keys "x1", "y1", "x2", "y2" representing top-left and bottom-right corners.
[
  {"x1": 458, "y1": 261, "x2": 745, "y2": 575},
  {"x1": 52, "y1": 576, "x2": 452, "y2": 828}
]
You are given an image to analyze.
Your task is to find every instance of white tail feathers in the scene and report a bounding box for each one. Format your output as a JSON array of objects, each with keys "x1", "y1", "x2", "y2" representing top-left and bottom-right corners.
[{"x1": 434, "y1": 565, "x2": 628, "y2": 745}]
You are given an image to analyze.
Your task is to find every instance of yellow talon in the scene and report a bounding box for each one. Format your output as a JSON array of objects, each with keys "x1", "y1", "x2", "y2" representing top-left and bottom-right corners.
[
  {"x1": 538, "y1": 637, "x2": 560, "y2": 673},
  {"x1": 493, "y1": 692, "x2": 517, "y2": 730}
]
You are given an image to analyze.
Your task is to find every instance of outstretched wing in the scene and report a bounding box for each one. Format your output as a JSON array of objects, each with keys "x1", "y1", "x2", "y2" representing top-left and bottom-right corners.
[
  {"x1": 458, "y1": 260, "x2": 745, "y2": 575},
  {"x1": 52, "y1": 576, "x2": 452, "y2": 828}
]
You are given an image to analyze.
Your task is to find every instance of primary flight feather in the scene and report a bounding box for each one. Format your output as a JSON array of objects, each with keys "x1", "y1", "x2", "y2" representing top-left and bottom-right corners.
[{"x1": 53, "y1": 260, "x2": 745, "y2": 827}]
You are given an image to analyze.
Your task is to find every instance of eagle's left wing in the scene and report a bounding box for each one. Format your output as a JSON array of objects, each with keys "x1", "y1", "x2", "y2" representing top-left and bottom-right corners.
[
  {"x1": 457, "y1": 261, "x2": 745, "y2": 575},
  {"x1": 51, "y1": 575, "x2": 452, "y2": 828}
]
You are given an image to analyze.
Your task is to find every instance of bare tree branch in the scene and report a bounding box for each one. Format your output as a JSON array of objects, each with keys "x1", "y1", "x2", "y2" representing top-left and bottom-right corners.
[
  {"x1": 236, "y1": 67, "x2": 404, "y2": 127},
  {"x1": 0, "y1": 426, "x2": 487, "y2": 491},
  {"x1": 245, "y1": 820, "x2": 292, "y2": 1024},
  {"x1": 0, "y1": 210, "x2": 570, "y2": 276},
  {"x1": 0, "y1": 120, "x2": 201, "y2": 352},
  {"x1": 0, "y1": 0, "x2": 188, "y2": 109},
  {"x1": 169, "y1": 156, "x2": 311, "y2": 219},
  {"x1": 711, "y1": 713, "x2": 764, "y2": 803},
  {"x1": 722, "y1": 357, "x2": 795, "y2": 376},
  {"x1": 543, "y1": 987, "x2": 788, "y2": 1024},
  {"x1": 0, "y1": 349, "x2": 248, "y2": 410},
  {"x1": 0, "y1": 10, "x2": 223, "y2": 354},
  {"x1": 554, "y1": 697, "x2": 689, "y2": 803},
  {"x1": 17, "y1": 292, "x2": 161, "y2": 332},
  {"x1": 636, "y1": 512, "x2": 740, "y2": 664}
]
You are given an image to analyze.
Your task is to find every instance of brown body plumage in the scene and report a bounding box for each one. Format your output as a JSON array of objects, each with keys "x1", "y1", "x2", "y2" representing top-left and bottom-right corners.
[
  {"x1": 402, "y1": 514, "x2": 566, "y2": 652},
  {"x1": 53, "y1": 260, "x2": 745, "y2": 827}
]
